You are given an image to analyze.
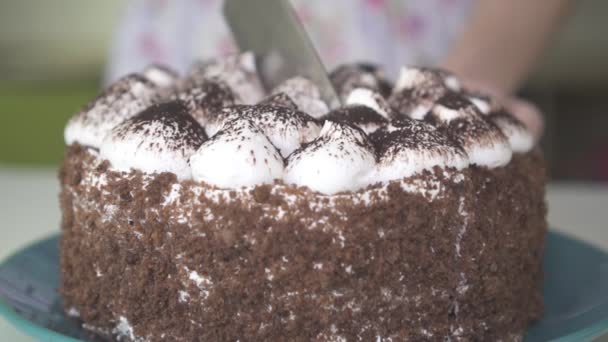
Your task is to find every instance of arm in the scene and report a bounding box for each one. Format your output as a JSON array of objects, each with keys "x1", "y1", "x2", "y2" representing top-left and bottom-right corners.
[
  {"x1": 441, "y1": 0, "x2": 576, "y2": 139},
  {"x1": 442, "y1": 0, "x2": 576, "y2": 96}
]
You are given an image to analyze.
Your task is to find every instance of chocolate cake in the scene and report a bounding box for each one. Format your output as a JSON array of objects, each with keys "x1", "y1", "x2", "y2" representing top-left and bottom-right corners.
[{"x1": 59, "y1": 52, "x2": 546, "y2": 341}]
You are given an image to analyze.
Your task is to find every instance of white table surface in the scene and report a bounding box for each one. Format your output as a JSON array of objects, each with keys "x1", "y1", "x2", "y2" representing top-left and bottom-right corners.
[{"x1": 1, "y1": 167, "x2": 607, "y2": 341}]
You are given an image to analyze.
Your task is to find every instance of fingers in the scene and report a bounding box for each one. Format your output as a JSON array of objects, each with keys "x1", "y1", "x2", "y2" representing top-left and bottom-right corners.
[
  {"x1": 449, "y1": 77, "x2": 545, "y2": 141},
  {"x1": 503, "y1": 97, "x2": 545, "y2": 142}
]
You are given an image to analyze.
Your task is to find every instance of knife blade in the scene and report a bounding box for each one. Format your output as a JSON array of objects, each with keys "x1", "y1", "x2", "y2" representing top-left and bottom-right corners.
[{"x1": 223, "y1": 0, "x2": 341, "y2": 109}]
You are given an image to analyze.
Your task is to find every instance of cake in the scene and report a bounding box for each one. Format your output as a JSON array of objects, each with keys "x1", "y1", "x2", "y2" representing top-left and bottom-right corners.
[{"x1": 59, "y1": 52, "x2": 546, "y2": 341}]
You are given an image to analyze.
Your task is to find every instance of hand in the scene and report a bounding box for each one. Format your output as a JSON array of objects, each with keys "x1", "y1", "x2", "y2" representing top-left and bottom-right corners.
[
  {"x1": 502, "y1": 96, "x2": 544, "y2": 142},
  {"x1": 459, "y1": 78, "x2": 544, "y2": 142}
]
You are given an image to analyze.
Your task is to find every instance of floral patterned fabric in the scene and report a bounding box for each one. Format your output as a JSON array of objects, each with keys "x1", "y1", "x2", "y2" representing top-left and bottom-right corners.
[{"x1": 106, "y1": 0, "x2": 474, "y2": 83}]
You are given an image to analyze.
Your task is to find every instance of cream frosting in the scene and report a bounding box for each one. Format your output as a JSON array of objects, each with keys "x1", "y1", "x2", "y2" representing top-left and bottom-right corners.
[
  {"x1": 99, "y1": 101, "x2": 207, "y2": 180},
  {"x1": 284, "y1": 121, "x2": 376, "y2": 194},
  {"x1": 64, "y1": 57, "x2": 537, "y2": 194},
  {"x1": 190, "y1": 118, "x2": 284, "y2": 188}
]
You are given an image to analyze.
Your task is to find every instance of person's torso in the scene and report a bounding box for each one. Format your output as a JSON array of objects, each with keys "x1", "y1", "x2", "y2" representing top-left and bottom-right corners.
[{"x1": 107, "y1": 0, "x2": 474, "y2": 82}]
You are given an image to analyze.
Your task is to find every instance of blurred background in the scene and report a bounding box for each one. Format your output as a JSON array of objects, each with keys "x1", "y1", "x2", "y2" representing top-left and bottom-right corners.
[
  {"x1": 0, "y1": 1, "x2": 607, "y2": 340},
  {"x1": 0, "y1": 0, "x2": 607, "y2": 180}
]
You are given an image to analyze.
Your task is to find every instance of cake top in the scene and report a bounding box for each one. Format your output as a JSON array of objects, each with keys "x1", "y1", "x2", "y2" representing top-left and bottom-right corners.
[{"x1": 64, "y1": 53, "x2": 535, "y2": 194}]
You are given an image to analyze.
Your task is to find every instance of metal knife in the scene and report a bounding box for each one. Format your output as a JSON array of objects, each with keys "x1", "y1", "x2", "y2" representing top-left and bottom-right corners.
[{"x1": 223, "y1": 0, "x2": 341, "y2": 109}]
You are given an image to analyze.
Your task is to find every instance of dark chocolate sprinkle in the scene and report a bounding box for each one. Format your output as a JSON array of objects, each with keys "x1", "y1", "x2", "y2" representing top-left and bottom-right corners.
[
  {"x1": 223, "y1": 104, "x2": 319, "y2": 137},
  {"x1": 371, "y1": 117, "x2": 466, "y2": 161},
  {"x1": 258, "y1": 92, "x2": 299, "y2": 110},
  {"x1": 287, "y1": 121, "x2": 374, "y2": 164},
  {"x1": 330, "y1": 63, "x2": 393, "y2": 99},
  {"x1": 323, "y1": 105, "x2": 388, "y2": 127},
  {"x1": 113, "y1": 100, "x2": 207, "y2": 153},
  {"x1": 487, "y1": 108, "x2": 527, "y2": 130},
  {"x1": 78, "y1": 74, "x2": 158, "y2": 124},
  {"x1": 436, "y1": 92, "x2": 476, "y2": 110},
  {"x1": 174, "y1": 80, "x2": 236, "y2": 126}
]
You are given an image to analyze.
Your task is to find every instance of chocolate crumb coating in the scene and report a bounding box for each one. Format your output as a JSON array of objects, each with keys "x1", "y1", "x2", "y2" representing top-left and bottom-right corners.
[{"x1": 60, "y1": 144, "x2": 546, "y2": 341}]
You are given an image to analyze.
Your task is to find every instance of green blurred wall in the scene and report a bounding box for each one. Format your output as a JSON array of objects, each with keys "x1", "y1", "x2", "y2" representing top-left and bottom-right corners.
[
  {"x1": 0, "y1": 82, "x2": 97, "y2": 165},
  {"x1": 0, "y1": 0, "x2": 121, "y2": 166}
]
